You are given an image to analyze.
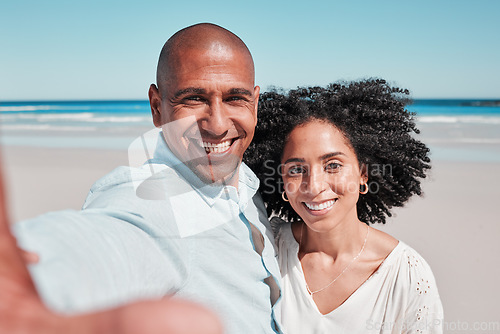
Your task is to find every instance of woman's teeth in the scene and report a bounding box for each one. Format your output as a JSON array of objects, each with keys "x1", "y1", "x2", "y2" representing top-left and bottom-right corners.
[
  {"x1": 203, "y1": 140, "x2": 232, "y2": 154},
  {"x1": 304, "y1": 200, "x2": 336, "y2": 211}
]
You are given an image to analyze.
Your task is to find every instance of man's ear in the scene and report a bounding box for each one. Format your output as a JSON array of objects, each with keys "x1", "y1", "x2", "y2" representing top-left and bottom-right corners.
[
  {"x1": 148, "y1": 84, "x2": 162, "y2": 127},
  {"x1": 253, "y1": 85, "x2": 260, "y2": 125}
]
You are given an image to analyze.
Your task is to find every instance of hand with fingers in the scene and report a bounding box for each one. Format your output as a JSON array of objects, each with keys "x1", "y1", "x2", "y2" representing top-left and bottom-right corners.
[{"x1": 0, "y1": 163, "x2": 223, "y2": 334}]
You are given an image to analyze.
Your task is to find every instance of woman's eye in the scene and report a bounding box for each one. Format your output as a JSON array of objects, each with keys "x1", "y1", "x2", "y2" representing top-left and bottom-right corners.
[
  {"x1": 326, "y1": 162, "x2": 341, "y2": 172},
  {"x1": 288, "y1": 166, "x2": 305, "y2": 176}
]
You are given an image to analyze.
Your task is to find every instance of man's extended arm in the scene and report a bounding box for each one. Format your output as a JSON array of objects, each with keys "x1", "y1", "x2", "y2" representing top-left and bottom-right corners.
[{"x1": 0, "y1": 157, "x2": 222, "y2": 334}]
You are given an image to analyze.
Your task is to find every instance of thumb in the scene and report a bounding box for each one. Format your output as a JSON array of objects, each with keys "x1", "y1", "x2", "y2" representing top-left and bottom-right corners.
[{"x1": 65, "y1": 299, "x2": 224, "y2": 334}]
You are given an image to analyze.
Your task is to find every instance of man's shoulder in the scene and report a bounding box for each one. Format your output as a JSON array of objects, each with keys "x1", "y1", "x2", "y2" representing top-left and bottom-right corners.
[
  {"x1": 87, "y1": 164, "x2": 190, "y2": 194},
  {"x1": 89, "y1": 165, "x2": 168, "y2": 191},
  {"x1": 83, "y1": 163, "x2": 192, "y2": 208}
]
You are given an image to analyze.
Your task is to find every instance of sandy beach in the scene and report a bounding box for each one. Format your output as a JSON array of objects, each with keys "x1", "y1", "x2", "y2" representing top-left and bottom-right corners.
[
  {"x1": 378, "y1": 160, "x2": 500, "y2": 332},
  {"x1": 2, "y1": 144, "x2": 499, "y2": 333}
]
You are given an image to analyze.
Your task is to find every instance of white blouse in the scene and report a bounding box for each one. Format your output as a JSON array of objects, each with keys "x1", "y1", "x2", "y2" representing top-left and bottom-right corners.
[{"x1": 276, "y1": 223, "x2": 444, "y2": 334}]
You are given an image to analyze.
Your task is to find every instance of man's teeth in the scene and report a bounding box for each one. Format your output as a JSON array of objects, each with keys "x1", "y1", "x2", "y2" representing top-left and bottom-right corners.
[
  {"x1": 304, "y1": 200, "x2": 336, "y2": 211},
  {"x1": 203, "y1": 140, "x2": 232, "y2": 153}
]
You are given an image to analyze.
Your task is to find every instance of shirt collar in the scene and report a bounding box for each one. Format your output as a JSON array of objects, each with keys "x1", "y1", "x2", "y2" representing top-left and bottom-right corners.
[{"x1": 146, "y1": 131, "x2": 259, "y2": 209}]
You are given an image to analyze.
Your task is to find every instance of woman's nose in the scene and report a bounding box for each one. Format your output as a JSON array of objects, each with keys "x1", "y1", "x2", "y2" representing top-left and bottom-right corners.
[{"x1": 302, "y1": 166, "x2": 327, "y2": 196}]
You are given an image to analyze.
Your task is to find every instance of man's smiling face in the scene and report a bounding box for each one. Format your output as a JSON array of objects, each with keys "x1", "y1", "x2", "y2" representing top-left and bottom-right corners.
[{"x1": 149, "y1": 42, "x2": 259, "y2": 186}]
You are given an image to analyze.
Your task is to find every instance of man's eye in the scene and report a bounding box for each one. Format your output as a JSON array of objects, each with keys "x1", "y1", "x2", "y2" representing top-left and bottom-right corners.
[
  {"x1": 226, "y1": 96, "x2": 247, "y2": 102},
  {"x1": 183, "y1": 96, "x2": 205, "y2": 103}
]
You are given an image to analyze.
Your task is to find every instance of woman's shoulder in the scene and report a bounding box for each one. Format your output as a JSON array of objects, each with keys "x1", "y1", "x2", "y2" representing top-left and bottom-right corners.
[
  {"x1": 367, "y1": 227, "x2": 439, "y2": 292},
  {"x1": 377, "y1": 238, "x2": 440, "y2": 300},
  {"x1": 398, "y1": 242, "x2": 439, "y2": 287},
  {"x1": 388, "y1": 242, "x2": 444, "y2": 330},
  {"x1": 368, "y1": 228, "x2": 434, "y2": 277}
]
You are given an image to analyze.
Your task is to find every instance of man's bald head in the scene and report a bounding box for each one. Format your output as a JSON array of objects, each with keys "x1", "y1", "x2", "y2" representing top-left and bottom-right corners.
[
  {"x1": 156, "y1": 23, "x2": 255, "y2": 95},
  {"x1": 148, "y1": 24, "x2": 259, "y2": 185}
]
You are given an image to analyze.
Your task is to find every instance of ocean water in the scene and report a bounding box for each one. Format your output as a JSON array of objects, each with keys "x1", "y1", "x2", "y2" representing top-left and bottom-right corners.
[
  {"x1": 0, "y1": 101, "x2": 153, "y2": 150},
  {"x1": 0, "y1": 99, "x2": 499, "y2": 162},
  {"x1": 408, "y1": 100, "x2": 500, "y2": 162}
]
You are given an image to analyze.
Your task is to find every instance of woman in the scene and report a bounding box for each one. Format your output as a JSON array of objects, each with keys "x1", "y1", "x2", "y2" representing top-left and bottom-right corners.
[{"x1": 245, "y1": 79, "x2": 443, "y2": 333}]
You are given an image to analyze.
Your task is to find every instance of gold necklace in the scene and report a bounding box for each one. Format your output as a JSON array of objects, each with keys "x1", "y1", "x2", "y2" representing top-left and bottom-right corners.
[{"x1": 299, "y1": 223, "x2": 370, "y2": 296}]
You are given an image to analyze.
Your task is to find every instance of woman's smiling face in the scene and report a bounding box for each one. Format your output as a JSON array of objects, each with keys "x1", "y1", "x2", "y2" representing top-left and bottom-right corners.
[{"x1": 281, "y1": 120, "x2": 367, "y2": 231}]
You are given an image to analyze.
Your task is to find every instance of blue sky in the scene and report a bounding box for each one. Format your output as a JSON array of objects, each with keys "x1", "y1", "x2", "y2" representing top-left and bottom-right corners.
[{"x1": 1, "y1": 0, "x2": 499, "y2": 100}]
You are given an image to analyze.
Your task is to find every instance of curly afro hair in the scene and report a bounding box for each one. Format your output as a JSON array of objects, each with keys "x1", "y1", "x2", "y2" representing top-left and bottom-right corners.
[{"x1": 244, "y1": 79, "x2": 431, "y2": 224}]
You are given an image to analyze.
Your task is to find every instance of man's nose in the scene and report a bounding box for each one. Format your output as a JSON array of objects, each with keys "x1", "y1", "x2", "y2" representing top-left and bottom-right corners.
[{"x1": 200, "y1": 100, "x2": 232, "y2": 137}]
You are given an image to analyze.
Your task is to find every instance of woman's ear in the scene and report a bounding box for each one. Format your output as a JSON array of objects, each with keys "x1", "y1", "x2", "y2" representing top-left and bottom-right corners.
[{"x1": 360, "y1": 163, "x2": 369, "y2": 183}]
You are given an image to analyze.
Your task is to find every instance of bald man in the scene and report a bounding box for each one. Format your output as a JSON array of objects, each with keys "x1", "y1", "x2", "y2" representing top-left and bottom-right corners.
[{"x1": 6, "y1": 24, "x2": 282, "y2": 334}]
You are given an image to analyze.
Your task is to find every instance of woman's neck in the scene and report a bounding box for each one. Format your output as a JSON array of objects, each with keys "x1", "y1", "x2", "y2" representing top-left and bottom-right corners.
[{"x1": 298, "y1": 215, "x2": 368, "y2": 261}]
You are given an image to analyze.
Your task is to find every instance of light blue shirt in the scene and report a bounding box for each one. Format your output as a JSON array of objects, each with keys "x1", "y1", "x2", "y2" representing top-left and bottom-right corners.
[{"x1": 14, "y1": 131, "x2": 282, "y2": 334}]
